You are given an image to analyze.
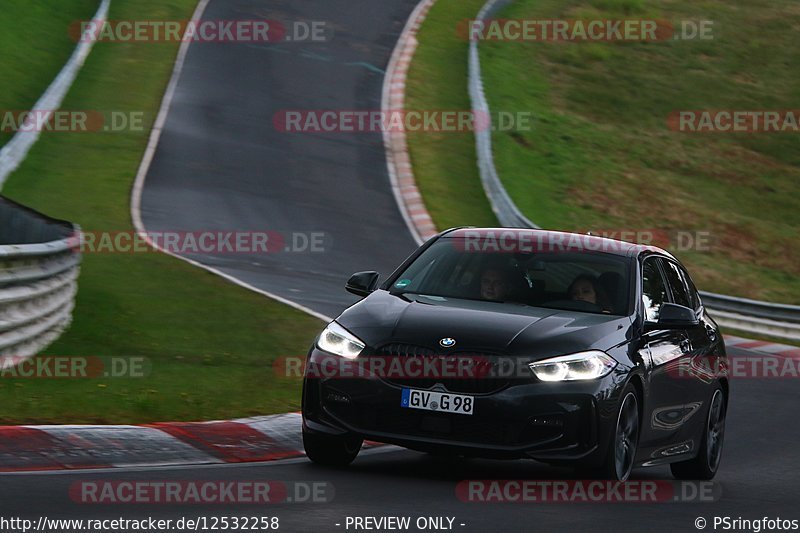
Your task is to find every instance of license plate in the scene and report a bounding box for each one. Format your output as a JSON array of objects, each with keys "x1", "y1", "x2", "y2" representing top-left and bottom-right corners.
[{"x1": 400, "y1": 389, "x2": 474, "y2": 415}]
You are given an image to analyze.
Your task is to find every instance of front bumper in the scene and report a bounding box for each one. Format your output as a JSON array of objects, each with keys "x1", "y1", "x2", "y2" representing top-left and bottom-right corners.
[{"x1": 302, "y1": 348, "x2": 628, "y2": 462}]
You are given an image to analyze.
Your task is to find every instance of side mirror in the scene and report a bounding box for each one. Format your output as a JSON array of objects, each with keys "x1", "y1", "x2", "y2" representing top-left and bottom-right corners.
[
  {"x1": 345, "y1": 271, "x2": 380, "y2": 297},
  {"x1": 656, "y1": 303, "x2": 699, "y2": 328}
]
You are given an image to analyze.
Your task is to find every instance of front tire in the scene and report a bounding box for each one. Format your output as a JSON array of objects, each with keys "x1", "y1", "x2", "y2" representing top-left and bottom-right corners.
[
  {"x1": 671, "y1": 387, "x2": 726, "y2": 480},
  {"x1": 597, "y1": 386, "x2": 640, "y2": 481},
  {"x1": 303, "y1": 427, "x2": 363, "y2": 467}
]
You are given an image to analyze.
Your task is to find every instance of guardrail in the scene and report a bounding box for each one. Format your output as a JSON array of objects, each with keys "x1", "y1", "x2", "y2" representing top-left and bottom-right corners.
[
  {"x1": 468, "y1": 0, "x2": 539, "y2": 230},
  {"x1": 468, "y1": 0, "x2": 800, "y2": 341},
  {"x1": 697, "y1": 293, "x2": 800, "y2": 341},
  {"x1": 0, "y1": 196, "x2": 81, "y2": 364}
]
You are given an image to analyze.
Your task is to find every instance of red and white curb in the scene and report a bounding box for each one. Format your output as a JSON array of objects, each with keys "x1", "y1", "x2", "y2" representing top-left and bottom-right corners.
[
  {"x1": 0, "y1": 412, "x2": 388, "y2": 473},
  {"x1": 382, "y1": 0, "x2": 440, "y2": 246},
  {"x1": 723, "y1": 335, "x2": 800, "y2": 359},
  {"x1": 0, "y1": 413, "x2": 310, "y2": 472}
]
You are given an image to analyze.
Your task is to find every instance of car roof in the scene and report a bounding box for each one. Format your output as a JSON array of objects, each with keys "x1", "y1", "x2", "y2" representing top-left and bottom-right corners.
[{"x1": 441, "y1": 227, "x2": 676, "y2": 261}]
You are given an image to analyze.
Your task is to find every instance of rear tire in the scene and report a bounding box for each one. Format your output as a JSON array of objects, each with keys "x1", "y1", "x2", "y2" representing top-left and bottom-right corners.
[
  {"x1": 671, "y1": 387, "x2": 726, "y2": 480},
  {"x1": 596, "y1": 385, "x2": 640, "y2": 481},
  {"x1": 303, "y1": 427, "x2": 362, "y2": 467}
]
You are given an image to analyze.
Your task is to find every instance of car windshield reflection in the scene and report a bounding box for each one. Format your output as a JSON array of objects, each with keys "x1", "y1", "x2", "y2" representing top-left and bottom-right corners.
[{"x1": 389, "y1": 238, "x2": 632, "y2": 316}]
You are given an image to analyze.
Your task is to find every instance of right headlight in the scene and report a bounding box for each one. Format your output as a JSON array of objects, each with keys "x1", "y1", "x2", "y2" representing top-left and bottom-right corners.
[
  {"x1": 528, "y1": 351, "x2": 617, "y2": 382},
  {"x1": 316, "y1": 322, "x2": 365, "y2": 359}
]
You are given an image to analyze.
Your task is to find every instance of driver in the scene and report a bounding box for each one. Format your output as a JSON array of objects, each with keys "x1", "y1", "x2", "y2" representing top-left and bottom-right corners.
[{"x1": 480, "y1": 268, "x2": 510, "y2": 301}]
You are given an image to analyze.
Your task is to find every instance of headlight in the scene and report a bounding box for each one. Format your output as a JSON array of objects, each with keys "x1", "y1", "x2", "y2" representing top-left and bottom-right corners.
[
  {"x1": 316, "y1": 322, "x2": 365, "y2": 359},
  {"x1": 528, "y1": 351, "x2": 617, "y2": 382}
]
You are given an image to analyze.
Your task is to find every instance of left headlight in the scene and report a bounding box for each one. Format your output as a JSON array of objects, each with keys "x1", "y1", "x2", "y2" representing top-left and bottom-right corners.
[
  {"x1": 316, "y1": 322, "x2": 365, "y2": 359},
  {"x1": 528, "y1": 351, "x2": 617, "y2": 382}
]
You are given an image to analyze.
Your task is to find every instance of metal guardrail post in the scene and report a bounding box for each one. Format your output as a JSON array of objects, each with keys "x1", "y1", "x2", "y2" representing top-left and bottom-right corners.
[{"x1": 0, "y1": 196, "x2": 81, "y2": 365}]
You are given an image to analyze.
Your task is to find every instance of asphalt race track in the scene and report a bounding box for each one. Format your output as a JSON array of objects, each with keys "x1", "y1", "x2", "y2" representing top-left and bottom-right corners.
[
  {"x1": 139, "y1": 0, "x2": 420, "y2": 318},
  {"x1": 8, "y1": 0, "x2": 794, "y2": 531},
  {"x1": 2, "y1": 348, "x2": 799, "y2": 531}
]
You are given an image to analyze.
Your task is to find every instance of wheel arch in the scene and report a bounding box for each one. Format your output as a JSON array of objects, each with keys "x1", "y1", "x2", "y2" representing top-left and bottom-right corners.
[{"x1": 626, "y1": 373, "x2": 645, "y2": 424}]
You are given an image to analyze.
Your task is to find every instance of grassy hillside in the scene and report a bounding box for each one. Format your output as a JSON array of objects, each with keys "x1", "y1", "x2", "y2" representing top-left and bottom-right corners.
[
  {"x1": 0, "y1": 0, "x2": 322, "y2": 424},
  {"x1": 0, "y1": 0, "x2": 99, "y2": 147},
  {"x1": 407, "y1": 0, "x2": 800, "y2": 305}
]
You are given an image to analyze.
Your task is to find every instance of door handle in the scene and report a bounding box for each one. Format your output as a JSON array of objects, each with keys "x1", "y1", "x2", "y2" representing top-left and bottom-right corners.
[
  {"x1": 705, "y1": 325, "x2": 717, "y2": 342},
  {"x1": 680, "y1": 339, "x2": 691, "y2": 352}
]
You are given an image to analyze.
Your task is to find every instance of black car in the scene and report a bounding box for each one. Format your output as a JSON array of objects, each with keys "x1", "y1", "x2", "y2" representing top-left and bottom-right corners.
[{"x1": 302, "y1": 228, "x2": 728, "y2": 481}]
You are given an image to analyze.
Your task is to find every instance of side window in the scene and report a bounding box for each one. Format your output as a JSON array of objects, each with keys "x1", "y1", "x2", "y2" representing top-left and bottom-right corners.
[
  {"x1": 642, "y1": 259, "x2": 668, "y2": 322},
  {"x1": 684, "y1": 270, "x2": 702, "y2": 311},
  {"x1": 677, "y1": 263, "x2": 701, "y2": 311},
  {"x1": 662, "y1": 260, "x2": 692, "y2": 309}
]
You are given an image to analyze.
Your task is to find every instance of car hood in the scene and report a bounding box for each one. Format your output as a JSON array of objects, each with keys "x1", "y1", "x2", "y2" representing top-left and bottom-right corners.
[{"x1": 336, "y1": 290, "x2": 633, "y2": 360}]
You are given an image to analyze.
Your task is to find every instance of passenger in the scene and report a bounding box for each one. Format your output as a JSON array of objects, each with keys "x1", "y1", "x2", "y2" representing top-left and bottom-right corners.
[
  {"x1": 568, "y1": 275, "x2": 598, "y2": 304},
  {"x1": 568, "y1": 274, "x2": 611, "y2": 312}
]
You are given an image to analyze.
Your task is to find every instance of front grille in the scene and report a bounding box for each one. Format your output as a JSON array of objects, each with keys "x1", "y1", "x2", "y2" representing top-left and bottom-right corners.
[
  {"x1": 374, "y1": 343, "x2": 511, "y2": 395},
  {"x1": 328, "y1": 403, "x2": 565, "y2": 447}
]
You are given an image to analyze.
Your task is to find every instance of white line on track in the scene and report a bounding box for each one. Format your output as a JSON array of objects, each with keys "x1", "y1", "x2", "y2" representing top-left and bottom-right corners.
[{"x1": 129, "y1": 0, "x2": 332, "y2": 324}]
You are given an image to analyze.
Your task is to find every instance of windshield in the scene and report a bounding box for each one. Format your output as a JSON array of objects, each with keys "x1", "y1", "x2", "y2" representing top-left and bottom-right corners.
[{"x1": 389, "y1": 236, "x2": 632, "y2": 316}]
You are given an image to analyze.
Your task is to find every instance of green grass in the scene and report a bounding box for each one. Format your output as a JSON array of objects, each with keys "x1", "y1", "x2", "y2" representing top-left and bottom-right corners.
[
  {"x1": 405, "y1": 0, "x2": 498, "y2": 230},
  {"x1": 0, "y1": 0, "x2": 100, "y2": 147},
  {"x1": 0, "y1": 0, "x2": 322, "y2": 424},
  {"x1": 407, "y1": 0, "x2": 800, "y2": 305}
]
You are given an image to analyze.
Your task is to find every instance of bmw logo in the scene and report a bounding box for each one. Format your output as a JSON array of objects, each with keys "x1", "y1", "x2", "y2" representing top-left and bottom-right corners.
[{"x1": 439, "y1": 337, "x2": 456, "y2": 348}]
